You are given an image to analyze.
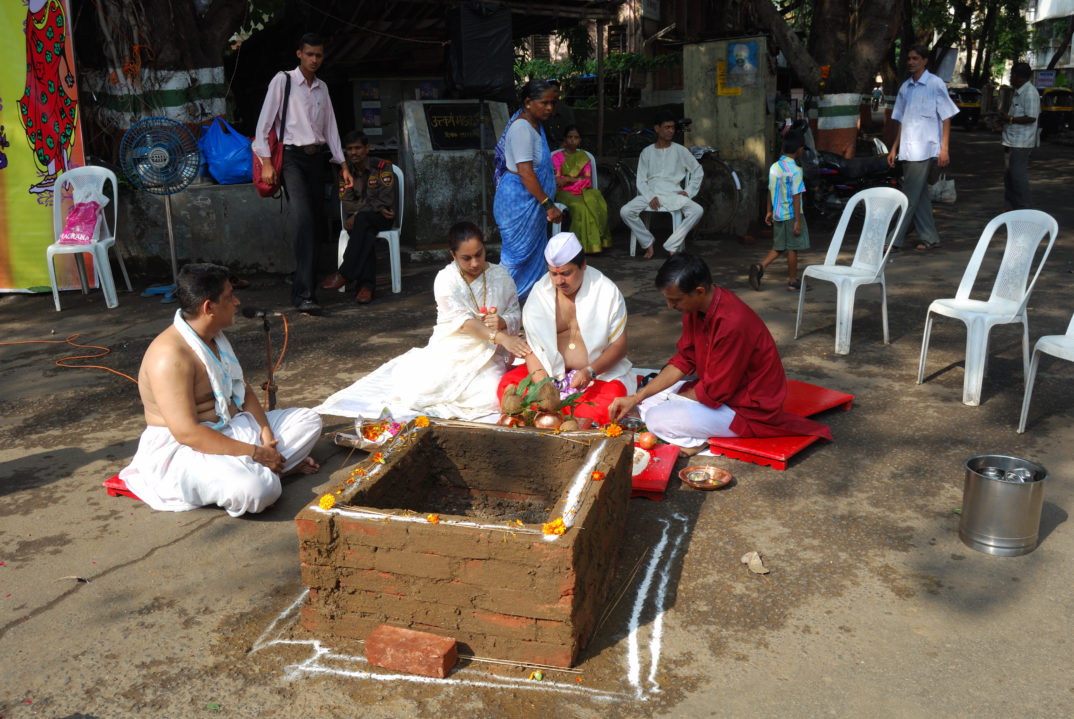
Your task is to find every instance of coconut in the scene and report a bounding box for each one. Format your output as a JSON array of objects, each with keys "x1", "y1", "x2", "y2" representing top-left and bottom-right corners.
[
  {"x1": 537, "y1": 381, "x2": 559, "y2": 412},
  {"x1": 559, "y1": 419, "x2": 580, "y2": 432},
  {"x1": 501, "y1": 393, "x2": 524, "y2": 415}
]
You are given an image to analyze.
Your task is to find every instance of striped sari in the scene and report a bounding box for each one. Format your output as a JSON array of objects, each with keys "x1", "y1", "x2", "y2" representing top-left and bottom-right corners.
[{"x1": 493, "y1": 111, "x2": 555, "y2": 301}]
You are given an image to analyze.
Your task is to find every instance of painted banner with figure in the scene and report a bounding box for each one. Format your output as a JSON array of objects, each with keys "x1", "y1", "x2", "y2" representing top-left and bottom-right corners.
[{"x1": 0, "y1": 0, "x2": 86, "y2": 292}]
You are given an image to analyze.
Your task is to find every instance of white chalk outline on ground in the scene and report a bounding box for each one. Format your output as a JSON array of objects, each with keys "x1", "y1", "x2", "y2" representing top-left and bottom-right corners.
[{"x1": 251, "y1": 512, "x2": 691, "y2": 703}]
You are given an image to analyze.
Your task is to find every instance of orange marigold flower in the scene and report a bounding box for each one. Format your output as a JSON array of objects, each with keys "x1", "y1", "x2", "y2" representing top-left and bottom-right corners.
[
  {"x1": 373, "y1": 452, "x2": 385, "y2": 464},
  {"x1": 426, "y1": 513, "x2": 440, "y2": 524},
  {"x1": 542, "y1": 517, "x2": 566, "y2": 536},
  {"x1": 604, "y1": 423, "x2": 623, "y2": 437},
  {"x1": 318, "y1": 494, "x2": 336, "y2": 510},
  {"x1": 415, "y1": 416, "x2": 430, "y2": 428},
  {"x1": 591, "y1": 471, "x2": 605, "y2": 481}
]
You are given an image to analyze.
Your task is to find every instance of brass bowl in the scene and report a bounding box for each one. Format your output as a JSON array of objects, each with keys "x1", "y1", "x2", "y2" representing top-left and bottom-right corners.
[{"x1": 678, "y1": 465, "x2": 733, "y2": 491}]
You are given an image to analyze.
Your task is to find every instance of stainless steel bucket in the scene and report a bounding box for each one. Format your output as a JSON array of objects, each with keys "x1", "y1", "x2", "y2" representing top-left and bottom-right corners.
[{"x1": 960, "y1": 454, "x2": 1048, "y2": 556}]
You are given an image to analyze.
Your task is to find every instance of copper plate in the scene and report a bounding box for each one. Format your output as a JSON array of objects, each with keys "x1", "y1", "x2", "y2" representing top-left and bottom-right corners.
[{"x1": 678, "y1": 465, "x2": 733, "y2": 490}]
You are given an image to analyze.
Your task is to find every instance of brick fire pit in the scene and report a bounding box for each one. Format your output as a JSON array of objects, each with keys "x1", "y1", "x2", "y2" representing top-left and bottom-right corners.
[{"x1": 296, "y1": 420, "x2": 633, "y2": 667}]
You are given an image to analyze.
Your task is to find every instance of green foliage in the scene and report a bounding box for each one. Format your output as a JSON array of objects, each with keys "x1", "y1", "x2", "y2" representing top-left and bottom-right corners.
[{"x1": 514, "y1": 52, "x2": 682, "y2": 98}]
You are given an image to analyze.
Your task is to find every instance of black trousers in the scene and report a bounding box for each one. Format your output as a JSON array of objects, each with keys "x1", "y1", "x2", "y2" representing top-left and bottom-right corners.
[
  {"x1": 281, "y1": 150, "x2": 326, "y2": 306},
  {"x1": 339, "y1": 211, "x2": 391, "y2": 291}
]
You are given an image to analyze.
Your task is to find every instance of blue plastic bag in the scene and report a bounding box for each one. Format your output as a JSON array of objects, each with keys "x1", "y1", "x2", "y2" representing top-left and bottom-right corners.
[{"x1": 200, "y1": 118, "x2": 253, "y2": 185}]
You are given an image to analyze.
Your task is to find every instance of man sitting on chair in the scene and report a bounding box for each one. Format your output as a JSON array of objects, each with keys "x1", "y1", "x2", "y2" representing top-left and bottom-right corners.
[
  {"x1": 320, "y1": 130, "x2": 396, "y2": 304},
  {"x1": 119, "y1": 263, "x2": 322, "y2": 516},
  {"x1": 619, "y1": 111, "x2": 704, "y2": 259},
  {"x1": 497, "y1": 232, "x2": 634, "y2": 426},
  {"x1": 609, "y1": 254, "x2": 831, "y2": 455}
]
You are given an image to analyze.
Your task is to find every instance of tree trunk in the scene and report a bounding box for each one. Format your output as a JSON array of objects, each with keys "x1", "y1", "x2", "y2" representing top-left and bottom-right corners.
[{"x1": 1047, "y1": 16, "x2": 1074, "y2": 70}]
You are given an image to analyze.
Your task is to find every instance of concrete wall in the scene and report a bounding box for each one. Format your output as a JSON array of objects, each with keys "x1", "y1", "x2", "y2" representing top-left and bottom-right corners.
[
  {"x1": 118, "y1": 180, "x2": 301, "y2": 276},
  {"x1": 400, "y1": 100, "x2": 508, "y2": 248},
  {"x1": 683, "y1": 37, "x2": 773, "y2": 234}
]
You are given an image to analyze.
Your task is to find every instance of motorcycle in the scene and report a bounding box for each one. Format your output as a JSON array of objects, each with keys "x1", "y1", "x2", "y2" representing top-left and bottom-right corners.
[{"x1": 786, "y1": 119, "x2": 902, "y2": 218}]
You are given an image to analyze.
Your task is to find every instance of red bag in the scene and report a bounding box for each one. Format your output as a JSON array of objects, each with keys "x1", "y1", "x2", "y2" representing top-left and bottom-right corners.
[{"x1": 253, "y1": 72, "x2": 291, "y2": 198}]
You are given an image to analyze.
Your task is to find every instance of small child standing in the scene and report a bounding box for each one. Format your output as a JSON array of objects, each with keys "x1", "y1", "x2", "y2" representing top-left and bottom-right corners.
[{"x1": 750, "y1": 132, "x2": 809, "y2": 292}]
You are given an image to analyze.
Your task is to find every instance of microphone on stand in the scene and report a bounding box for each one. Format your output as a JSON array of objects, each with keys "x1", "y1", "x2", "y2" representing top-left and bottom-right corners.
[{"x1": 241, "y1": 306, "x2": 282, "y2": 319}]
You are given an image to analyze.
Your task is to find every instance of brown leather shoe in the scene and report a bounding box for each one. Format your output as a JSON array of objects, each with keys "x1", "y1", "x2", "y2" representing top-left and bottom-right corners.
[
  {"x1": 356, "y1": 286, "x2": 373, "y2": 304},
  {"x1": 320, "y1": 271, "x2": 346, "y2": 290}
]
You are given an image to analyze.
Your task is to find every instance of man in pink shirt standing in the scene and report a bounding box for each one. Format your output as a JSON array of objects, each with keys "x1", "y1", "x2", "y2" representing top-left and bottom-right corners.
[{"x1": 254, "y1": 33, "x2": 353, "y2": 315}]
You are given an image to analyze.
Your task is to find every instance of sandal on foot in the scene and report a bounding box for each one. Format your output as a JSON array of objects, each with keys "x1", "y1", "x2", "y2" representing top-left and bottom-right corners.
[
  {"x1": 913, "y1": 242, "x2": 935, "y2": 252},
  {"x1": 787, "y1": 281, "x2": 802, "y2": 291},
  {"x1": 748, "y1": 264, "x2": 764, "y2": 291}
]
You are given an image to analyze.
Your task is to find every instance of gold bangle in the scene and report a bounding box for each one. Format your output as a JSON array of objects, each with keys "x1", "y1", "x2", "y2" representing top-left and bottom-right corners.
[
  {"x1": 251, "y1": 444, "x2": 257, "y2": 459},
  {"x1": 489, "y1": 329, "x2": 498, "y2": 343}
]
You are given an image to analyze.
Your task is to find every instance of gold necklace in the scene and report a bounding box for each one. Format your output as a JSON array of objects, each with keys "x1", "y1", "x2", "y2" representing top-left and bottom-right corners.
[{"x1": 459, "y1": 264, "x2": 487, "y2": 311}]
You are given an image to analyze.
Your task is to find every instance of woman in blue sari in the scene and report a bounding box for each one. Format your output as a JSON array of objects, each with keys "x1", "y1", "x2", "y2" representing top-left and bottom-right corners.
[{"x1": 493, "y1": 79, "x2": 563, "y2": 300}]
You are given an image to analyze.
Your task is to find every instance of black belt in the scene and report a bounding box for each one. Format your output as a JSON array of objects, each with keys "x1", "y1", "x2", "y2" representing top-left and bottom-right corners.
[{"x1": 284, "y1": 143, "x2": 326, "y2": 155}]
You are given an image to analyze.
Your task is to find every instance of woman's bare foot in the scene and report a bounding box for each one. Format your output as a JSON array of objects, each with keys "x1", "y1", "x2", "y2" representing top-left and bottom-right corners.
[
  {"x1": 677, "y1": 444, "x2": 706, "y2": 458},
  {"x1": 283, "y1": 456, "x2": 320, "y2": 477}
]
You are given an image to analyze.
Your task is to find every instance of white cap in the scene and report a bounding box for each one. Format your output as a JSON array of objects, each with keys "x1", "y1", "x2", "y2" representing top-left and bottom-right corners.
[{"x1": 544, "y1": 232, "x2": 583, "y2": 267}]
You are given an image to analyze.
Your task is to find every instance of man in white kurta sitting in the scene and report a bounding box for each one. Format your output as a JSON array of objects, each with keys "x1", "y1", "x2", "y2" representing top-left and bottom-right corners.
[
  {"x1": 496, "y1": 232, "x2": 634, "y2": 426},
  {"x1": 619, "y1": 111, "x2": 704, "y2": 259},
  {"x1": 119, "y1": 264, "x2": 322, "y2": 517}
]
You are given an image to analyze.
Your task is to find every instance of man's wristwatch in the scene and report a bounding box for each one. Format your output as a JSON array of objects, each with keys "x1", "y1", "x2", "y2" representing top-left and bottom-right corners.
[{"x1": 585, "y1": 365, "x2": 596, "y2": 379}]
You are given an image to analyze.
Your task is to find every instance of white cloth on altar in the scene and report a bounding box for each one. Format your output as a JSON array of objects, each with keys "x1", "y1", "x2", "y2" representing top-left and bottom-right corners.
[
  {"x1": 634, "y1": 143, "x2": 703, "y2": 211},
  {"x1": 523, "y1": 266, "x2": 635, "y2": 392},
  {"x1": 315, "y1": 262, "x2": 522, "y2": 421}
]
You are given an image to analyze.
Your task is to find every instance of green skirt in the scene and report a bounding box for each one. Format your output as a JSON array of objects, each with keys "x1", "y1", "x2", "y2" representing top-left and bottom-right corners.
[{"x1": 555, "y1": 188, "x2": 611, "y2": 253}]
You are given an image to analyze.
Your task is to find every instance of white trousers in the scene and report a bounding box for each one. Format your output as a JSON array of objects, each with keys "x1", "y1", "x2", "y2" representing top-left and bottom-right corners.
[
  {"x1": 638, "y1": 381, "x2": 738, "y2": 447},
  {"x1": 120, "y1": 408, "x2": 322, "y2": 517},
  {"x1": 619, "y1": 196, "x2": 704, "y2": 253}
]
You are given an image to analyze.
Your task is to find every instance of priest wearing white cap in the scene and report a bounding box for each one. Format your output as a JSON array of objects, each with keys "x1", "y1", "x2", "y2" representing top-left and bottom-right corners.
[{"x1": 496, "y1": 232, "x2": 635, "y2": 426}]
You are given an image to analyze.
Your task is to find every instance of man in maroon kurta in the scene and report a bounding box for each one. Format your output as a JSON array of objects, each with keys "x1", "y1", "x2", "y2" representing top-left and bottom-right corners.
[{"x1": 609, "y1": 254, "x2": 831, "y2": 454}]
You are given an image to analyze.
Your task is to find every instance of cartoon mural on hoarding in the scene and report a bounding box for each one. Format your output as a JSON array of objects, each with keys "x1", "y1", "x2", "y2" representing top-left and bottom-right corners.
[{"x1": 1, "y1": 0, "x2": 86, "y2": 292}]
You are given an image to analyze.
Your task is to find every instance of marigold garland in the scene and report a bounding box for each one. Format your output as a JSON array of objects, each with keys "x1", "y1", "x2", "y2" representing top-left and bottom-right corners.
[
  {"x1": 319, "y1": 494, "x2": 336, "y2": 510},
  {"x1": 415, "y1": 416, "x2": 430, "y2": 428},
  {"x1": 542, "y1": 517, "x2": 566, "y2": 536},
  {"x1": 603, "y1": 423, "x2": 623, "y2": 437}
]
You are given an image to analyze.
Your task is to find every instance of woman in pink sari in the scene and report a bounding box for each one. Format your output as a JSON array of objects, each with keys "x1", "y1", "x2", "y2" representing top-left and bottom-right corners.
[{"x1": 553, "y1": 126, "x2": 611, "y2": 254}]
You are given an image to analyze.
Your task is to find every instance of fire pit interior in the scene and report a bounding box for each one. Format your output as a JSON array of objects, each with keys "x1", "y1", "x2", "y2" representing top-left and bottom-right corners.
[{"x1": 296, "y1": 422, "x2": 633, "y2": 668}]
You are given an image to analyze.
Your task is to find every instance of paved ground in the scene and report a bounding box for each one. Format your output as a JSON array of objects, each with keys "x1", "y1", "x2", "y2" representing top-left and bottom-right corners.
[{"x1": 2, "y1": 127, "x2": 1073, "y2": 718}]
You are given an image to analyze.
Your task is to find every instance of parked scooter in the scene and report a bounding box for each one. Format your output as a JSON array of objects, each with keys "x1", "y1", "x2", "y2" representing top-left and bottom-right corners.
[{"x1": 785, "y1": 119, "x2": 901, "y2": 218}]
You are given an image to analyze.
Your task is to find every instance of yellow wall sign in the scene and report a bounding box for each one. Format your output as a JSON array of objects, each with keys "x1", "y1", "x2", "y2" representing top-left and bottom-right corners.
[{"x1": 716, "y1": 61, "x2": 742, "y2": 96}]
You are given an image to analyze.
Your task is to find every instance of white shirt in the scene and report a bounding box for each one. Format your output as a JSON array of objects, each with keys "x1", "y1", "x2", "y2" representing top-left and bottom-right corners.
[
  {"x1": 1002, "y1": 82, "x2": 1040, "y2": 149},
  {"x1": 635, "y1": 143, "x2": 703, "y2": 211},
  {"x1": 891, "y1": 70, "x2": 959, "y2": 162}
]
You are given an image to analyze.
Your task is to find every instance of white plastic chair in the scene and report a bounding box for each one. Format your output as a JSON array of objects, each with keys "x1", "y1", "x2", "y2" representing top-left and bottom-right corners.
[
  {"x1": 336, "y1": 164, "x2": 404, "y2": 293},
  {"x1": 1017, "y1": 312, "x2": 1074, "y2": 433},
  {"x1": 917, "y1": 210, "x2": 1058, "y2": 406},
  {"x1": 46, "y1": 166, "x2": 131, "y2": 311},
  {"x1": 549, "y1": 149, "x2": 598, "y2": 237},
  {"x1": 795, "y1": 187, "x2": 908, "y2": 355},
  {"x1": 630, "y1": 207, "x2": 685, "y2": 257}
]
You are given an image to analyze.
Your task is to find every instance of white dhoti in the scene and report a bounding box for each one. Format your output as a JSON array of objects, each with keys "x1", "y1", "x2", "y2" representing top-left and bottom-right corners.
[
  {"x1": 638, "y1": 380, "x2": 738, "y2": 447},
  {"x1": 620, "y1": 142, "x2": 704, "y2": 253},
  {"x1": 119, "y1": 409, "x2": 322, "y2": 517}
]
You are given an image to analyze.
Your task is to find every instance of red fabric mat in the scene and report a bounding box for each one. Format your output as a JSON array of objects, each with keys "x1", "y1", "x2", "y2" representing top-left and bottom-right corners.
[
  {"x1": 707, "y1": 380, "x2": 853, "y2": 470},
  {"x1": 103, "y1": 474, "x2": 140, "y2": 500}
]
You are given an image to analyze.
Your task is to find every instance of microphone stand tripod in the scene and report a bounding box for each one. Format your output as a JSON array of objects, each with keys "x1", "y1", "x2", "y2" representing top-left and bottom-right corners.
[{"x1": 259, "y1": 314, "x2": 277, "y2": 410}]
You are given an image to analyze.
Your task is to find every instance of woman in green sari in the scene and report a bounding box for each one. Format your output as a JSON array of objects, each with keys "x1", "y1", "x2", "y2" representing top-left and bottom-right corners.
[{"x1": 553, "y1": 126, "x2": 611, "y2": 254}]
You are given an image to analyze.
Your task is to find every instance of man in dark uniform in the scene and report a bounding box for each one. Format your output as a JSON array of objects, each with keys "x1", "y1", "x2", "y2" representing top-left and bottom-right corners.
[{"x1": 320, "y1": 130, "x2": 396, "y2": 304}]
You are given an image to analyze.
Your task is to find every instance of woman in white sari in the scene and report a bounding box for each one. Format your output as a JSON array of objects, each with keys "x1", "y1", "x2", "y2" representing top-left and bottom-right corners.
[{"x1": 317, "y1": 222, "x2": 530, "y2": 421}]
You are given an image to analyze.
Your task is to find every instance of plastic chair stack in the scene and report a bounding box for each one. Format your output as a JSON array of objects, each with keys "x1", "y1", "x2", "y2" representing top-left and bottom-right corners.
[
  {"x1": 337, "y1": 164, "x2": 405, "y2": 294},
  {"x1": 917, "y1": 209, "x2": 1058, "y2": 406},
  {"x1": 46, "y1": 167, "x2": 131, "y2": 311},
  {"x1": 795, "y1": 187, "x2": 908, "y2": 355},
  {"x1": 1017, "y1": 312, "x2": 1074, "y2": 433}
]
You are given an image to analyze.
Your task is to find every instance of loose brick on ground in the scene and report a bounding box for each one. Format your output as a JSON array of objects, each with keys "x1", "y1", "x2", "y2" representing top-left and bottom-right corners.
[{"x1": 365, "y1": 624, "x2": 458, "y2": 678}]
